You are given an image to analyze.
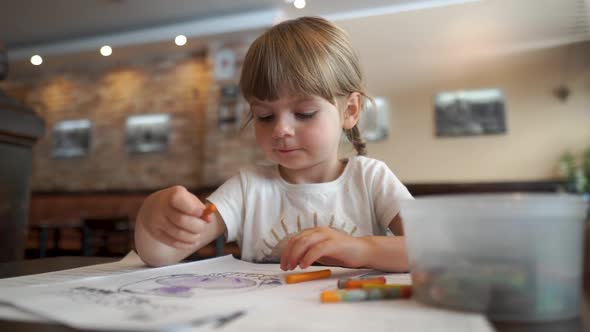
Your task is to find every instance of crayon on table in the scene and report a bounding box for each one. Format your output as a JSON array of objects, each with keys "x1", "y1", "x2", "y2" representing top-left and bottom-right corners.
[
  {"x1": 285, "y1": 269, "x2": 332, "y2": 284},
  {"x1": 201, "y1": 203, "x2": 217, "y2": 221},
  {"x1": 320, "y1": 285, "x2": 412, "y2": 303},
  {"x1": 363, "y1": 284, "x2": 412, "y2": 298},
  {"x1": 337, "y1": 277, "x2": 387, "y2": 289},
  {"x1": 361, "y1": 283, "x2": 411, "y2": 290}
]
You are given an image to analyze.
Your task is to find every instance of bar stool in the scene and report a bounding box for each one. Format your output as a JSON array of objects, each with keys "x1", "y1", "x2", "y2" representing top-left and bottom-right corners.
[
  {"x1": 28, "y1": 223, "x2": 83, "y2": 258},
  {"x1": 81, "y1": 216, "x2": 132, "y2": 256}
]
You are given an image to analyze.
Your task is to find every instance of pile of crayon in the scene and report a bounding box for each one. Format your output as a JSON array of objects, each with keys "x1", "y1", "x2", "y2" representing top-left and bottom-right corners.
[
  {"x1": 321, "y1": 276, "x2": 412, "y2": 303},
  {"x1": 282, "y1": 269, "x2": 412, "y2": 303}
]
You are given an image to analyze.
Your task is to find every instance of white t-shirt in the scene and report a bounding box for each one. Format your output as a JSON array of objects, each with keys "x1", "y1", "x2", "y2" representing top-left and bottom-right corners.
[{"x1": 207, "y1": 156, "x2": 413, "y2": 263}]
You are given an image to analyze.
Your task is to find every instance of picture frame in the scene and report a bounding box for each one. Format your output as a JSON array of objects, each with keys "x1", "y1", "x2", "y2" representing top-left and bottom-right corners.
[
  {"x1": 359, "y1": 97, "x2": 389, "y2": 142},
  {"x1": 52, "y1": 119, "x2": 91, "y2": 158},
  {"x1": 217, "y1": 84, "x2": 244, "y2": 132},
  {"x1": 125, "y1": 114, "x2": 170, "y2": 154},
  {"x1": 435, "y1": 88, "x2": 507, "y2": 137}
]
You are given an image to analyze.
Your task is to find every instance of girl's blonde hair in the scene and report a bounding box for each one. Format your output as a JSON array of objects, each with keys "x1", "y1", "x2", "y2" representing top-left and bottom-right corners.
[{"x1": 239, "y1": 16, "x2": 369, "y2": 155}]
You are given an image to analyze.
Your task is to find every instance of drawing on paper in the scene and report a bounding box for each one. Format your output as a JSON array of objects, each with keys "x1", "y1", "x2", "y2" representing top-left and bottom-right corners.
[
  {"x1": 0, "y1": 254, "x2": 417, "y2": 331},
  {"x1": 62, "y1": 286, "x2": 189, "y2": 321},
  {"x1": 58, "y1": 271, "x2": 281, "y2": 321},
  {"x1": 118, "y1": 272, "x2": 282, "y2": 297}
]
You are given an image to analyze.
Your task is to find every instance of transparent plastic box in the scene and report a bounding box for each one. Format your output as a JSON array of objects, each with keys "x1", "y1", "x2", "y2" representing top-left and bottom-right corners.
[{"x1": 401, "y1": 193, "x2": 587, "y2": 322}]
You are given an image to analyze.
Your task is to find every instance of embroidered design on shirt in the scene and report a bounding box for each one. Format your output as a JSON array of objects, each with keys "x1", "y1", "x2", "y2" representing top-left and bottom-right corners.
[{"x1": 255, "y1": 212, "x2": 359, "y2": 263}]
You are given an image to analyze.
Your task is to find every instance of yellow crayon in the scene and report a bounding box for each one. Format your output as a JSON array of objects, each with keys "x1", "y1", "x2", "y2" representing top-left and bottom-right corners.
[{"x1": 285, "y1": 269, "x2": 332, "y2": 284}]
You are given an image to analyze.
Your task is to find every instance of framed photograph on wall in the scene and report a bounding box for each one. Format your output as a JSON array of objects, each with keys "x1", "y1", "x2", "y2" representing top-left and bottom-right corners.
[
  {"x1": 358, "y1": 97, "x2": 389, "y2": 141},
  {"x1": 435, "y1": 88, "x2": 507, "y2": 137},
  {"x1": 214, "y1": 48, "x2": 236, "y2": 81},
  {"x1": 52, "y1": 119, "x2": 91, "y2": 158},
  {"x1": 217, "y1": 84, "x2": 244, "y2": 132},
  {"x1": 125, "y1": 114, "x2": 170, "y2": 154}
]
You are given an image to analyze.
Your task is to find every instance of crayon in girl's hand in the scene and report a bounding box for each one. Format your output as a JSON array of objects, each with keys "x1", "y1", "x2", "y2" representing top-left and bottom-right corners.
[
  {"x1": 201, "y1": 203, "x2": 217, "y2": 222},
  {"x1": 285, "y1": 269, "x2": 332, "y2": 284},
  {"x1": 321, "y1": 285, "x2": 412, "y2": 303},
  {"x1": 337, "y1": 277, "x2": 387, "y2": 289}
]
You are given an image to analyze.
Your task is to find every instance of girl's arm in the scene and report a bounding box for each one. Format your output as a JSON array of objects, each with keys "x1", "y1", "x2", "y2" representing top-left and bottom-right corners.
[
  {"x1": 279, "y1": 213, "x2": 410, "y2": 273},
  {"x1": 358, "y1": 213, "x2": 409, "y2": 272},
  {"x1": 134, "y1": 186, "x2": 227, "y2": 267},
  {"x1": 135, "y1": 210, "x2": 226, "y2": 267}
]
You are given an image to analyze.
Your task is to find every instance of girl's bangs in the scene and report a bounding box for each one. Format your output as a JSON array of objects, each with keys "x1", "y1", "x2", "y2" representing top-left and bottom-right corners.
[{"x1": 240, "y1": 35, "x2": 335, "y2": 103}]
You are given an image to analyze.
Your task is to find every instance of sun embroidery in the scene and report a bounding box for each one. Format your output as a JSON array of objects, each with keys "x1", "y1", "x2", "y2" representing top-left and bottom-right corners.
[{"x1": 255, "y1": 212, "x2": 359, "y2": 263}]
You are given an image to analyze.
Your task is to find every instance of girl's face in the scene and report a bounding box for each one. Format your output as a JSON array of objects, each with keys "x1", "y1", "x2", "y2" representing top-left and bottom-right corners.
[{"x1": 250, "y1": 93, "x2": 345, "y2": 183}]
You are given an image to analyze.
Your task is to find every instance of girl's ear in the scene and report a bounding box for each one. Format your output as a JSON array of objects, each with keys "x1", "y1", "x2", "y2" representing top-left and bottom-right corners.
[{"x1": 342, "y1": 92, "x2": 362, "y2": 130}]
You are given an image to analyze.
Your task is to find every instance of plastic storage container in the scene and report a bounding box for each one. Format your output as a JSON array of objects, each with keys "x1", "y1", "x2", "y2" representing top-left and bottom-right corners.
[{"x1": 401, "y1": 193, "x2": 587, "y2": 322}]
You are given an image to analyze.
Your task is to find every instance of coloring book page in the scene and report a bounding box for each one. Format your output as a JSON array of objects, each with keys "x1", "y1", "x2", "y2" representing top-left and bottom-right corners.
[
  {"x1": 0, "y1": 253, "x2": 494, "y2": 331},
  {"x1": 0, "y1": 251, "x2": 147, "y2": 323},
  {"x1": 0, "y1": 254, "x2": 370, "y2": 330}
]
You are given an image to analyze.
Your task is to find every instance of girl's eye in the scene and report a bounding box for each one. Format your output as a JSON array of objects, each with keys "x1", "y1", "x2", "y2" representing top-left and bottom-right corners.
[
  {"x1": 256, "y1": 114, "x2": 274, "y2": 122},
  {"x1": 295, "y1": 111, "x2": 317, "y2": 120}
]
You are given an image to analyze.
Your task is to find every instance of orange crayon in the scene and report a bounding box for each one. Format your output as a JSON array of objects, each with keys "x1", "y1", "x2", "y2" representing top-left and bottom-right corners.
[
  {"x1": 321, "y1": 285, "x2": 412, "y2": 303},
  {"x1": 201, "y1": 203, "x2": 217, "y2": 221},
  {"x1": 337, "y1": 277, "x2": 387, "y2": 289},
  {"x1": 285, "y1": 269, "x2": 332, "y2": 284}
]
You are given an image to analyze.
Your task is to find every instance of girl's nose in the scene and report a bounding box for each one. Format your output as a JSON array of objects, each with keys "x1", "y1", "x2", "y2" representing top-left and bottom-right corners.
[{"x1": 272, "y1": 117, "x2": 295, "y2": 138}]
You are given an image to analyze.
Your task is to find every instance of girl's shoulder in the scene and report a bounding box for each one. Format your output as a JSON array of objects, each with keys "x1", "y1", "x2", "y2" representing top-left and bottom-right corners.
[
  {"x1": 237, "y1": 161, "x2": 280, "y2": 183},
  {"x1": 348, "y1": 155, "x2": 391, "y2": 173}
]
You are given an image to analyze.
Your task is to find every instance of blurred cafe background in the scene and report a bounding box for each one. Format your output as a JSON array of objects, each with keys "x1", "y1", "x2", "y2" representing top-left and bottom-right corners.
[{"x1": 0, "y1": 0, "x2": 588, "y2": 269}]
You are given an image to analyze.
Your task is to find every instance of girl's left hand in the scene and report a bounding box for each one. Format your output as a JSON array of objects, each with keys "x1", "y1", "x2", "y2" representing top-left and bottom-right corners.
[{"x1": 280, "y1": 227, "x2": 370, "y2": 271}]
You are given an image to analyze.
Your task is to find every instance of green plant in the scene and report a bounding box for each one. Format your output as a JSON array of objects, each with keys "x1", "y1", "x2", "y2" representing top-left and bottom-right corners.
[
  {"x1": 559, "y1": 147, "x2": 590, "y2": 194},
  {"x1": 584, "y1": 147, "x2": 590, "y2": 192}
]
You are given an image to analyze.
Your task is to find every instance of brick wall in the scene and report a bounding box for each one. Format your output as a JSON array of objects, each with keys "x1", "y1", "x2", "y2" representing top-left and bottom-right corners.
[
  {"x1": 1, "y1": 39, "x2": 267, "y2": 258},
  {"x1": 202, "y1": 41, "x2": 265, "y2": 187},
  {"x1": 2, "y1": 38, "x2": 264, "y2": 193}
]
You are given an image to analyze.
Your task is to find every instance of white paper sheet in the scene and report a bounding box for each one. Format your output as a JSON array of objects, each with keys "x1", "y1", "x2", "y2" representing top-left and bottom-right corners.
[
  {"x1": 0, "y1": 253, "x2": 495, "y2": 331},
  {"x1": 0, "y1": 251, "x2": 146, "y2": 288},
  {"x1": 222, "y1": 301, "x2": 495, "y2": 332},
  {"x1": 0, "y1": 306, "x2": 49, "y2": 323},
  {"x1": 0, "y1": 251, "x2": 147, "y2": 323}
]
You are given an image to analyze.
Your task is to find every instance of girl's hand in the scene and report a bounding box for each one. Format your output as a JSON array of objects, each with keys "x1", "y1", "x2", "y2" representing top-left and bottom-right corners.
[
  {"x1": 279, "y1": 227, "x2": 370, "y2": 271},
  {"x1": 136, "y1": 185, "x2": 209, "y2": 250}
]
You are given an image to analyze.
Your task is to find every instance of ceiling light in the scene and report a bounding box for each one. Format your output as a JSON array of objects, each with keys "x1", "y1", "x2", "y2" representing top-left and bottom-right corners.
[
  {"x1": 293, "y1": 0, "x2": 306, "y2": 9},
  {"x1": 100, "y1": 45, "x2": 112, "y2": 56},
  {"x1": 30, "y1": 55, "x2": 43, "y2": 66},
  {"x1": 175, "y1": 35, "x2": 187, "y2": 46}
]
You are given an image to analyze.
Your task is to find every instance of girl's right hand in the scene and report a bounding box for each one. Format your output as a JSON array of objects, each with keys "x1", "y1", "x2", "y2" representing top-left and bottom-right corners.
[{"x1": 136, "y1": 185, "x2": 209, "y2": 250}]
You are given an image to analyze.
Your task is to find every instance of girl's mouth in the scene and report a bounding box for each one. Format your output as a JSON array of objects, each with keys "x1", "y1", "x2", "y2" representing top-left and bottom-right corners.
[{"x1": 276, "y1": 148, "x2": 299, "y2": 154}]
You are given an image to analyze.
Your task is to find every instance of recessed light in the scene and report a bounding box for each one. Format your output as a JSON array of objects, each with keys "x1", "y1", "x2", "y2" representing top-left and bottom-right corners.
[
  {"x1": 100, "y1": 45, "x2": 113, "y2": 56},
  {"x1": 294, "y1": 0, "x2": 306, "y2": 9},
  {"x1": 30, "y1": 55, "x2": 43, "y2": 66},
  {"x1": 175, "y1": 35, "x2": 187, "y2": 46}
]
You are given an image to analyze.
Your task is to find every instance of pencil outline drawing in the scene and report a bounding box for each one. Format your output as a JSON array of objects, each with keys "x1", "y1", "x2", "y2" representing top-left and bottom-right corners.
[
  {"x1": 118, "y1": 272, "x2": 282, "y2": 297},
  {"x1": 58, "y1": 271, "x2": 282, "y2": 321}
]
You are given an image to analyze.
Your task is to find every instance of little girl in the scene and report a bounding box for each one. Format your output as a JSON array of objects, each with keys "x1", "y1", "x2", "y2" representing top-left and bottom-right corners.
[{"x1": 135, "y1": 16, "x2": 413, "y2": 272}]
